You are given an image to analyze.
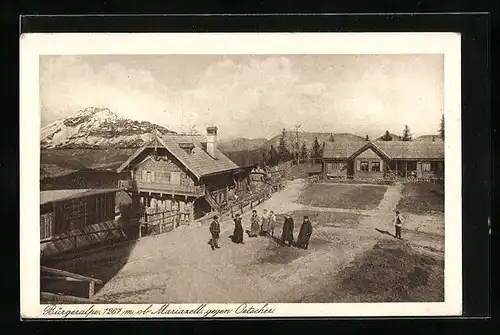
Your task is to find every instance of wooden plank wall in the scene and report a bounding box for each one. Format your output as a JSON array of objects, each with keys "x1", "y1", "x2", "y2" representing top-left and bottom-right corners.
[{"x1": 41, "y1": 220, "x2": 125, "y2": 258}]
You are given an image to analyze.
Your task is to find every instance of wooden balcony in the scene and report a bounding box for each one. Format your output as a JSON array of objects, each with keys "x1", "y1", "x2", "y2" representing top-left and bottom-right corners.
[{"x1": 119, "y1": 180, "x2": 205, "y2": 197}]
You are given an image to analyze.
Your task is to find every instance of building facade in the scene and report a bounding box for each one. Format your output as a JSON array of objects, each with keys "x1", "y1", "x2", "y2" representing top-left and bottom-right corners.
[
  {"x1": 322, "y1": 140, "x2": 444, "y2": 180},
  {"x1": 117, "y1": 127, "x2": 251, "y2": 219},
  {"x1": 40, "y1": 188, "x2": 122, "y2": 258}
]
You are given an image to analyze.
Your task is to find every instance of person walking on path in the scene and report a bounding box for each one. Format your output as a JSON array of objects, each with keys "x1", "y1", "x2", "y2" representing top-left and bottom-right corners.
[
  {"x1": 260, "y1": 209, "x2": 270, "y2": 236},
  {"x1": 209, "y1": 215, "x2": 221, "y2": 250},
  {"x1": 232, "y1": 213, "x2": 244, "y2": 244},
  {"x1": 281, "y1": 214, "x2": 294, "y2": 247},
  {"x1": 297, "y1": 216, "x2": 313, "y2": 249},
  {"x1": 394, "y1": 211, "x2": 403, "y2": 239},
  {"x1": 249, "y1": 210, "x2": 260, "y2": 237},
  {"x1": 269, "y1": 210, "x2": 276, "y2": 237}
]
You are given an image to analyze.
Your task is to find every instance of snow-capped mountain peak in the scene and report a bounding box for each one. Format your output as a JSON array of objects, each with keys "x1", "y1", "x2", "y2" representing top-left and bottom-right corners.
[{"x1": 41, "y1": 107, "x2": 176, "y2": 149}]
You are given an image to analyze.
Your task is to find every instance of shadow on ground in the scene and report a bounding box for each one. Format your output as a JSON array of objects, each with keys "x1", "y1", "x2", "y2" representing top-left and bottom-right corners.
[
  {"x1": 41, "y1": 237, "x2": 138, "y2": 304},
  {"x1": 375, "y1": 228, "x2": 397, "y2": 238},
  {"x1": 297, "y1": 239, "x2": 444, "y2": 303}
]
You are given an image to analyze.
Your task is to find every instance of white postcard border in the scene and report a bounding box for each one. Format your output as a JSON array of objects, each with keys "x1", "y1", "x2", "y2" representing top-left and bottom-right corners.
[{"x1": 20, "y1": 32, "x2": 462, "y2": 318}]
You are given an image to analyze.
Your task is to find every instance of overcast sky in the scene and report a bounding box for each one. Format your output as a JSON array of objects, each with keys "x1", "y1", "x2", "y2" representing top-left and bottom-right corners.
[{"x1": 40, "y1": 54, "x2": 443, "y2": 140}]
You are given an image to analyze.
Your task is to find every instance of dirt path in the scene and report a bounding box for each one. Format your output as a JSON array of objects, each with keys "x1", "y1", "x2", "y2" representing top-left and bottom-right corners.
[{"x1": 89, "y1": 179, "x2": 443, "y2": 303}]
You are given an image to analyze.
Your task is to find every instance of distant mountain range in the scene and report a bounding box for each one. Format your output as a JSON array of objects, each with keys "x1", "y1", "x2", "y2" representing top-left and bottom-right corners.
[
  {"x1": 40, "y1": 107, "x2": 441, "y2": 176},
  {"x1": 41, "y1": 107, "x2": 176, "y2": 149}
]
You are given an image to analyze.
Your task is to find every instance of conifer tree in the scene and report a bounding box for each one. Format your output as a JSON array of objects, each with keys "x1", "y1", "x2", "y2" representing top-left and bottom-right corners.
[
  {"x1": 381, "y1": 130, "x2": 392, "y2": 141},
  {"x1": 300, "y1": 142, "x2": 308, "y2": 160},
  {"x1": 402, "y1": 125, "x2": 412, "y2": 141},
  {"x1": 278, "y1": 128, "x2": 290, "y2": 162},
  {"x1": 311, "y1": 137, "x2": 322, "y2": 158},
  {"x1": 439, "y1": 114, "x2": 445, "y2": 140}
]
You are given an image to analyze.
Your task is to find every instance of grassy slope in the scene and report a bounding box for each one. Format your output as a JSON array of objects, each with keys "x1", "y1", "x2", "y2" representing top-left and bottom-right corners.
[
  {"x1": 328, "y1": 240, "x2": 444, "y2": 302},
  {"x1": 297, "y1": 184, "x2": 387, "y2": 210},
  {"x1": 396, "y1": 182, "x2": 444, "y2": 214}
]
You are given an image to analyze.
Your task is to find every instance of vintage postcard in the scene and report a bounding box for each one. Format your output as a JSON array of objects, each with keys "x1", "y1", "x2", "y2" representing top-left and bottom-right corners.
[{"x1": 20, "y1": 32, "x2": 462, "y2": 318}]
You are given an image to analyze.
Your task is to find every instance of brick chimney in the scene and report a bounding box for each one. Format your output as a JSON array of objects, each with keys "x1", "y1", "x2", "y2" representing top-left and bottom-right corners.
[{"x1": 206, "y1": 126, "x2": 218, "y2": 158}]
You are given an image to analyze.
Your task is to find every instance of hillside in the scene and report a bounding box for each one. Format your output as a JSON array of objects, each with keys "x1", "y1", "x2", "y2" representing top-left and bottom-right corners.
[
  {"x1": 41, "y1": 107, "x2": 176, "y2": 149},
  {"x1": 264, "y1": 131, "x2": 366, "y2": 150},
  {"x1": 376, "y1": 132, "x2": 403, "y2": 141},
  {"x1": 218, "y1": 137, "x2": 267, "y2": 152},
  {"x1": 414, "y1": 135, "x2": 443, "y2": 142}
]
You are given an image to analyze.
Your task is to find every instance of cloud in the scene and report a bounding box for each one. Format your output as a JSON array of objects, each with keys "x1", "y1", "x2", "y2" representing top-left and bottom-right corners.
[{"x1": 40, "y1": 55, "x2": 443, "y2": 139}]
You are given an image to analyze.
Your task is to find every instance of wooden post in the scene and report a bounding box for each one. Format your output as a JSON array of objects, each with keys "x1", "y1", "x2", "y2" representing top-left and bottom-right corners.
[
  {"x1": 240, "y1": 202, "x2": 243, "y2": 214},
  {"x1": 160, "y1": 212, "x2": 164, "y2": 234},
  {"x1": 138, "y1": 222, "x2": 142, "y2": 239},
  {"x1": 88, "y1": 281, "x2": 95, "y2": 299},
  {"x1": 405, "y1": 161, "x2": 408, "y2": 179}
]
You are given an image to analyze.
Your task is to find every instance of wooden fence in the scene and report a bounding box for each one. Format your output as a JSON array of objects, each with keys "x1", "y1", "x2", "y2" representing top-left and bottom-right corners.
[
  {"x1": 226, "y1": 181, "x2": 283, "y2": 219},
  {"x1": 138, "y1": 209, "x2": 191, "y2": 238}
]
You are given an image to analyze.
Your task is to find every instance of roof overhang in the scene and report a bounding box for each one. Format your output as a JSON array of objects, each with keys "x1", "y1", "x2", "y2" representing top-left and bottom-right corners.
[
  {"x1": 40, "y1": 188, "x2": 120, "y2": 206},
  {"x1": 116, "y1": 137, "x2": 203, "y2": 181},
  {"x1": 200, "y1": 167, "x2": 241, "y2": 178},
  {"x1": 348, "y1": 142, "x2": 392, "y2": 161}
]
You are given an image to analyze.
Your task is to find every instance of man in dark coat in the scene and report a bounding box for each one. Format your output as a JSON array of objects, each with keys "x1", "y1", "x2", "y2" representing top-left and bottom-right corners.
[
  {"x1": 394, "y1": 211, "x2": 403, "y2": 239},
  {"x1": 281, "y1": 215, "x2": 294, "y2": 247},
  {"x1": 297, "y1": 216, "x2": 313, "y2": 249},
  {"x1": 209, "y1": 215, "x2": 221, "y2": 250},
  {"x1": 232, "y1": 213, "x2": 244, "y2": 244}
]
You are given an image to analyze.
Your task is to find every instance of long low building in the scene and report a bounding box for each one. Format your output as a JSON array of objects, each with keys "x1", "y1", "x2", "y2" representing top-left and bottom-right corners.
[
  {"x1": 40, "y1": 188, "x2": 125, "y2": 258},
  {"x1": 322, "y1": 140, "x2": 444, "y2": 180}
]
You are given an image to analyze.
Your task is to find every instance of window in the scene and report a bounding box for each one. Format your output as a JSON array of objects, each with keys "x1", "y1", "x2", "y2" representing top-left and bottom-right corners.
[
  {"x1": 62, "y1": 198, "x2": 86, "y2": 231},
  {"x1": 360, "y1": 161, "x2": 369, "y2": 171},
  {"x1": 422, "y1": 163, "x2": 433, "y2": 172},
  {"x1": 170, "y1": 172, "x2": 181, "y2": 185},
  {"x1": 371, "y1": 161, "x2": 380, "y2": 172}
]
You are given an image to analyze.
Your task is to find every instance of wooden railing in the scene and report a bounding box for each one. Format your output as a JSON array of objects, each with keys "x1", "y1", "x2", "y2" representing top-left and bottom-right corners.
[
  {"x1": 40, "y1": 227, "x2": 125, "y2": 249},
  {"x1": 226, "y1": 181, "x2": 284, "y2": 219},
  {"x1": 138, "y1": 209, "x2": 191, "y2": 238}
]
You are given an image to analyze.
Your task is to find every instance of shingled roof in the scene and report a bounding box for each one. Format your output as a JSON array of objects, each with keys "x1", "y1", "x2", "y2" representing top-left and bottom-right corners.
[
  {"x1": 371, "y1": 141, "x2": 444, "y2": 160},
  {"x1": 117, "y1": 134, "x2": 239, "y2": 179},
  {"x1": 323, "y1": 140, "x2": 444, "y2": 160},
  {"x1": 322, "y1": 140, "x2": 370, "y2": 159}
]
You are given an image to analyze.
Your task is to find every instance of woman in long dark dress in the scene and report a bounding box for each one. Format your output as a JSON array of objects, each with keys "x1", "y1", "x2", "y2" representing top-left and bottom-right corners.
[
  {"x1": 232, "y1": 213, "x2": 244, "y2": 244},
  {"x1": 281, "y1": 215, "x2": 294, "y2": 247},
  {"x1": 297, "y1": 216, "x2": 313, "y2": 249}
]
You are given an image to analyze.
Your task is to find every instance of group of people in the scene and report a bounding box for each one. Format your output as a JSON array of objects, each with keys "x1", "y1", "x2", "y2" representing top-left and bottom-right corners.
[{"x1": 208, "y1": 209, "x2": 313, "y2": 251}]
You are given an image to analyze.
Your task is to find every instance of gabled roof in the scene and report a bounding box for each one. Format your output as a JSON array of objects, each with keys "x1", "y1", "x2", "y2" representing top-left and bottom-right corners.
[
  {"x1": 322, "y1": 140, "x2": 370, "y2": 160},
  {"x1": 323, "y1": 140, "x2": 444, "y2": 160},
  {"x1": 348, "y1": 142, "x2": 392, "y2": 161},
  {"x1": 371, "y1": 141, "x2": 444, "y2": 159},
  {"x1": 117, "y1": 134, "x2": 239, "y2": 179},
  {"x1": 40, "y1": 189, "x2": 119, "y2": 205}
]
